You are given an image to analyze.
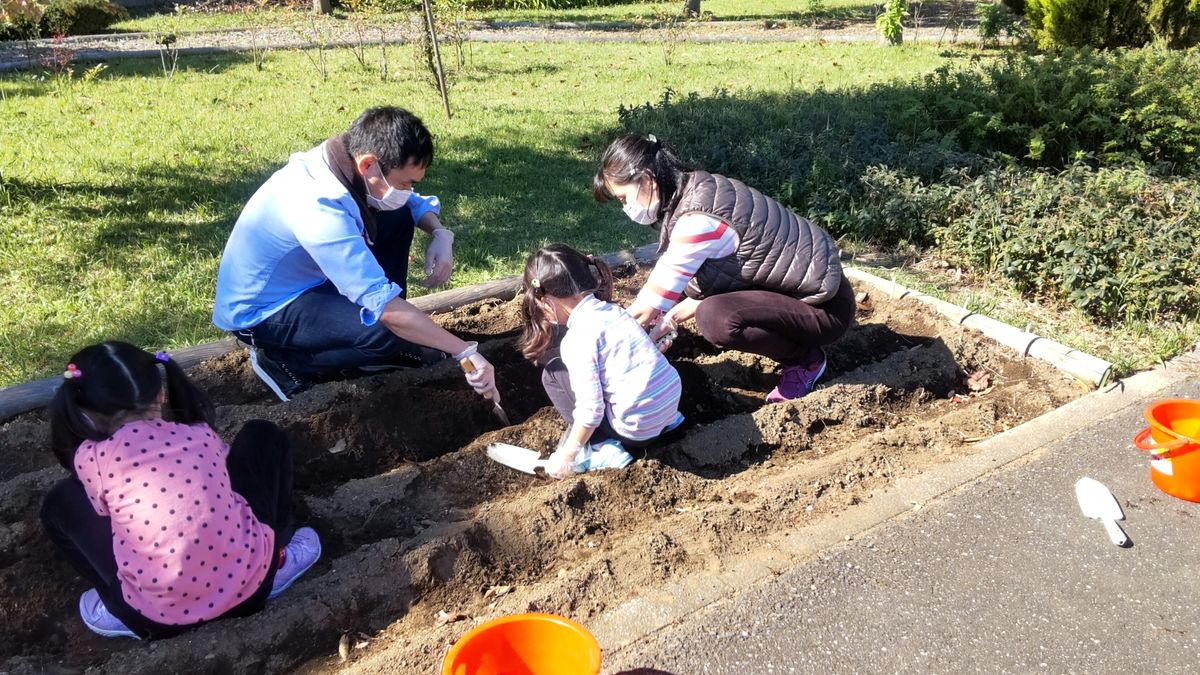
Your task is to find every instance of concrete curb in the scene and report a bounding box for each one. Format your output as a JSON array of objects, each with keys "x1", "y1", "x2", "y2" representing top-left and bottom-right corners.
[{"x1": 590, "y1": 350, "x2": 1199, "y2": 660}]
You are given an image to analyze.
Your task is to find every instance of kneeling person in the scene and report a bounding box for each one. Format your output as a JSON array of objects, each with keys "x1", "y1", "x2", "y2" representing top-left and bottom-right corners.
[{"x1": 213, "y1": 106, "x2": 495, "y2": 402}]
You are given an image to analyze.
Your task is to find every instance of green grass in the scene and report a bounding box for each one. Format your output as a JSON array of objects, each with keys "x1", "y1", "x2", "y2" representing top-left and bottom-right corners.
[
  {"x1": 109, "y1": 0, "x2": 876, "y2": 35},
  {"x1": 0, "y1": 41, "x2": 951, "y2": 386}
]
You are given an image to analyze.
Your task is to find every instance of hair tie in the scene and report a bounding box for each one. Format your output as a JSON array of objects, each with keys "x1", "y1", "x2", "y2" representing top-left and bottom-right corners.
[
  {"x1": 63, "y1": 363, "x2": 82, "y2": 380},
  {"x1": 154, "y1": 351, "x2": 171, "y2": 363},
  {"x1": 529, "y1": 278, "x2": 541, "y2": 289}
]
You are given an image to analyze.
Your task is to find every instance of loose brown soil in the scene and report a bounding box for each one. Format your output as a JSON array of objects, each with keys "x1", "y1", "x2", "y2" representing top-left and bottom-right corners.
[{"x1": 0, "y1": 265, "x2": 1080, "y2": 674}]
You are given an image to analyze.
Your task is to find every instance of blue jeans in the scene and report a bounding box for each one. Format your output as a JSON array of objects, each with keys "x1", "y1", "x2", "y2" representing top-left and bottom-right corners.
[{"x1": 235, "y1": 207, "x2": 447, "y2": 379}]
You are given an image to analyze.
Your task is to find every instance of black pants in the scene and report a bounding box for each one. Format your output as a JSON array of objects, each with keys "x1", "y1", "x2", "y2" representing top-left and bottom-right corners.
[
  {"x1": 694, "y1": 276, "x2": 857, "y2": 365},
  {"x1": 40, "y1": 420, "x2": 294, "y2": 640},
  {"x1": 234, "y1": 206, "x2": 446, "y2": 380},
  {"x1": 541, "y1": 355, "x2": 668, "y2": 449}
]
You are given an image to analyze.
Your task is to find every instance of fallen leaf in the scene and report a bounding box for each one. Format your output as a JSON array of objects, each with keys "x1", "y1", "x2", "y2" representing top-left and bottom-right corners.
[
  {"x1": 436, "y1": 610, "x2": 468, "y2": 626},
  {"x1": 967, "y1": 370, "x2": 991, "y2": 392}
]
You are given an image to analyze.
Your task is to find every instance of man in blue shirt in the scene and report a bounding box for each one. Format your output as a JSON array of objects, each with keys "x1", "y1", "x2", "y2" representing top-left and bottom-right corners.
[{"x1": 213, "y1": 106, "x2": 497, "y2": 402}]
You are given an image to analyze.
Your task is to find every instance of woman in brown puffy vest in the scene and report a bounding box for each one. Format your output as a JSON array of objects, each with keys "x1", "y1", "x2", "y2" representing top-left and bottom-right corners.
[{"x1": 593, "y1": 134, "x2": 856, "y2": 402}]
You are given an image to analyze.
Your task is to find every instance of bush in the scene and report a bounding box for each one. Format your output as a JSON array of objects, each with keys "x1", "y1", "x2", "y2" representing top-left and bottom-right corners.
[
  {"x1": 917, "y1": 164, "x2": 1200, "y2": 323},
  {"x1": 616, "y1": 46, "x2": 1200, "y2": 323},
  {"x1": 41, "y1": 0, "x2": 127, "y2": 36},
  {"x1": 976, "y1": 1, "x2": 1024, "y2": 42},
  {"x1": 460, "y1": 0, "x2": 632, "y2": 10},
  {"x1": 1026, "y1": 0, "x2": 1200, "y2": 48}
]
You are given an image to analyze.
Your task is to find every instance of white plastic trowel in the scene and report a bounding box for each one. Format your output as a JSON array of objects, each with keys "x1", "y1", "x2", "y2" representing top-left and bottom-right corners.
[
  {"x1": 486, "y1": 443, "x2": 548, "y2": 475},
  {"x1": 1075, "y1": 477, "x2": 1129, "y2": 546}
]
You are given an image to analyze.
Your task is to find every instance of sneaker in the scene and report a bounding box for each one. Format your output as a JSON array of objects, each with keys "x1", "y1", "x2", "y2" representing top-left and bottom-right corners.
[
  {"x1": 574, "y1": 439, "x2": 634, "y2": 473},
  {"x1": 79, "y1": 589, "x2": 139, "y2": 639},
  {"x1": 249, "y1": 348, "x2": 306, "y2": 402},
  {"x1": 269, "y1": 527, "x2": 321, "y2": 600},
  {"x1": 766, "y1": 347, "x2": 827, "y2": 403}
]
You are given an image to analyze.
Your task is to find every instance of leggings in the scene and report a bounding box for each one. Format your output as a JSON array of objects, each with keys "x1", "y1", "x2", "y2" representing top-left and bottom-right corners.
[
  {"x1": 693, "y1": 276, "x2": 856, "y2": 365},
  {"x1": 40, "y1": 420, "x2": 293, "y2": 640}
]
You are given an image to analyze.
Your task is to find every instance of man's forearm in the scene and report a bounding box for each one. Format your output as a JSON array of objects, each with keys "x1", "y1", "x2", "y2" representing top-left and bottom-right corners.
[{"x1": 380, "y1": 296, "x2": 469, "y2": 356}]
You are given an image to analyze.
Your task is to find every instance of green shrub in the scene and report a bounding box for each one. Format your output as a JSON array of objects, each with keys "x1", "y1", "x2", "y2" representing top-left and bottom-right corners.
[
  {"x1": 41, "y1": 0, "x2": 127, "y2": 36},
  {"x1": 876, "y1": 0, "x2": 906, "y2": 44},
  {"x1": 916, "y1": 164, "x2": 1200, "y2": 323},
  {"x1": 976, "y1": 0, "x2": 1024, "y2": 42},
  {"x1": 616, "y1": 46, "x2": 1200, "y2": 323},
  {"x1": 1026, "y1": 0, "x2": 1200, "y2": 48}
]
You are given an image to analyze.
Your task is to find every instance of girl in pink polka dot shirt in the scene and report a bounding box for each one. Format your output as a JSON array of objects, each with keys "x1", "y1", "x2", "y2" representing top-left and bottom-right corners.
[{"x1": 41, "y1": 342, "x2": 322, "y2": 639}]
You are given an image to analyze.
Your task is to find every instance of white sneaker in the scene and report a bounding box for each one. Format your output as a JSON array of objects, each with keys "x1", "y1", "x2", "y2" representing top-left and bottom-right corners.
[
  {"x1": 269, "y1": 527, "x2": 321, "y2": 599},
  {"x1": 79, "y1": 589, "x2": 139, "y2": 639},
  {"x1": 574, "y1": 439, "x2": 634, "y2": 472}
]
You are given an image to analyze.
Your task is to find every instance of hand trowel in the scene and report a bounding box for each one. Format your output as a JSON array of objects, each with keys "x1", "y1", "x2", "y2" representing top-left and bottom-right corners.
[
  {"x1": 1075, "y1": 477, "x2": 1129, "y2": 546},
  {"x1": 459, "y1": 358, "x2": 511, "y2": 426},
  {"x1": 486, "y1": 443, "x2": 547, "y2": 475}
]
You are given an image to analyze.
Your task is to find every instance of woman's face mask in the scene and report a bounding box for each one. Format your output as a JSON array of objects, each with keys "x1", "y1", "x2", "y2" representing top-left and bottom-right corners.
[
  {"x1": 619, "y1": 176, "x2": 658, "y2": 225},
  {"x1": 366, "y1": 163, "x2": 413, "y2": 211}
]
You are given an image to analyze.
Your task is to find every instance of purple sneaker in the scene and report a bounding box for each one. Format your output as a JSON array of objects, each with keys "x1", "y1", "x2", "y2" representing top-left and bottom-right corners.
[{"x1": 766, "y1": 348, "x2": 827, "y2": 403}]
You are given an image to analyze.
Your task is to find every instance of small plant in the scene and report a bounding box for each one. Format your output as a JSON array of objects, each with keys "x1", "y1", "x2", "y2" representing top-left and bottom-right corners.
[
  {"x1": 876, "y1": 0, "x2": 906, "y2": 44},
  {"x1": 976, "y1": 1, "x2": 1024, "y2": 45},
  {"x1": 154, "y1": 32, "x2": 179, "y2": 77},
  {"x1": 243, "y1": 0, "x2": 273, "y2": 70},
  {"x1": 286, "y1": 6, "x2": 332, "y2": 81},
  {"x1": 939, "y1": 0, "x2": 970, "y2": 44},
  {"x1": 41, "y1": 31, "x2": 75, "y2": 75},
  {"x1": 805, "y1": 0, "x2": 826, "y2": 26}
]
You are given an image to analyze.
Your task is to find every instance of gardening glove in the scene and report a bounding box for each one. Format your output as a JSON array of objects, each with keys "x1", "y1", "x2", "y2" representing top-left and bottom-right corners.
[
  {"x1": 649, "y1": 314, "x2": 678, "y2": 354},
  {"x1": 455, "y1": 342, "x2": 499, "y2": 401},
  {"x1": 547, "y1": 442, "x2": 584, "y2": 480},
  {"x1": 423, "y1": 228, "x2": 455, "y2": 289}
]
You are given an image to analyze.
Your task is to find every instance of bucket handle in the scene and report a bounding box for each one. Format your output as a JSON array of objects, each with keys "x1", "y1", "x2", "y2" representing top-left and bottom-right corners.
[{"x1": 1133, "y1": 427, "x2": 1187, "y2": 454}]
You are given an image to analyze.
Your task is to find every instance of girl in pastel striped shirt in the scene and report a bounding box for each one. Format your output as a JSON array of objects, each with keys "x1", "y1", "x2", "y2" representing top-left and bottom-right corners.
[{"x1": 517, "y1": 244, "x2": 684, "y2": 479}]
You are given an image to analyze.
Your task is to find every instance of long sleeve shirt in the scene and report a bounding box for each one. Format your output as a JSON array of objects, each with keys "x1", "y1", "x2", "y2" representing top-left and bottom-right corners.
[
  {"x1": 212, "y1": 141, "x2": 440, "y2": 331},
  {"x1": 632, "y1": 213, "x2": 740, "y2": 314},
  {"x1": 560, "y1": 294, "x2": 682, "y2": 441}
]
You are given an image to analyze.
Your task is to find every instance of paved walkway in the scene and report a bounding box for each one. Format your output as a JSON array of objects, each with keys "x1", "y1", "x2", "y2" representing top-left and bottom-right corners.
[{"x1": 606, "y1": 374, "x2": 1200, "y2": 674}]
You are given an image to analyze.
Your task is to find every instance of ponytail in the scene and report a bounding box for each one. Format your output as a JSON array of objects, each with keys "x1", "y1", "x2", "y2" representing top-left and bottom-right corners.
[
  {"x1": 593, "y1": 133, "x2": 690, "y2": 221},
  {"x1": 517, "y1": 244, "x2": 613, "y2": 364},
  {"x1": 47, "y1": 341, "x2": 213, "y2": 473}
]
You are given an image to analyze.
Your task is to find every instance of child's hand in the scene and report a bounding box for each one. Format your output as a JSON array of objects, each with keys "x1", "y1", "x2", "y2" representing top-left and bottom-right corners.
[{"x1": 546, "y1": 446, "x2": 578, "y2": 479}]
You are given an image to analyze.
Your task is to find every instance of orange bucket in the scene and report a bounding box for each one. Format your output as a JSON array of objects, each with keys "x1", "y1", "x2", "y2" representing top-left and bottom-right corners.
[
  {"x1": 1133, "y1": 399, "x2": 1200, "y2": 503},
  {"x1": 441, "y1": 613, "x2": 602, "y2": 675}
]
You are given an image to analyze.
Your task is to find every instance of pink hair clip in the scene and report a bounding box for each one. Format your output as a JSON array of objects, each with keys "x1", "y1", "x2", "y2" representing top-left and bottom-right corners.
[{"x1": 63, "y1": 363, "x2": 82, "y2": 380}]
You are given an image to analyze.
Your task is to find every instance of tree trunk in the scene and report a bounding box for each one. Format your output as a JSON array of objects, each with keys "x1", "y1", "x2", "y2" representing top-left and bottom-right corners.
[
  {"x1": 313, "y1": 0, "x2": 331, "y2": 15},
  {"x1": 684, "y1": 0, "x2": 701, "y2": 17}
]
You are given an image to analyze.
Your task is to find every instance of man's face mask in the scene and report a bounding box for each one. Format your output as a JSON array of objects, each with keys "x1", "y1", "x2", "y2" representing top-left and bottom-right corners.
[
  {"x1": 366, "y1": 163, "x2": 412, "y2": 211},
  {"x1": 622, "y1": 177, "x2": 658, "y2": 225}
]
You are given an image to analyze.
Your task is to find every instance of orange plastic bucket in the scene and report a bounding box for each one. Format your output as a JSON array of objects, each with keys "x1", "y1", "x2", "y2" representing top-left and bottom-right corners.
[
  {"x1": 441, "y1": 613, "x2": 602, "y2": 675},
  {"x1": 1133, "y1": 399, "x2": 1200, "y2": 503}
]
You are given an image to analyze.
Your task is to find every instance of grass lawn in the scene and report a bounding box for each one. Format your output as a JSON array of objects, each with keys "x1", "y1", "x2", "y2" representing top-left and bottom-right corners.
[
  {"x1": 110, "y1": 0, "x2": 877, "y2": 34},
  {"x1": 0, "y1": 41, "x2": 951, "y2": 386}
]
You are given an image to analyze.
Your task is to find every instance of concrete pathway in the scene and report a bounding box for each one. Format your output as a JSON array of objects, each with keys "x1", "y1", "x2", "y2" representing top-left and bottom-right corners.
[{"x1": 605, "y1": 372, "x2": 1200, "y2": 674}]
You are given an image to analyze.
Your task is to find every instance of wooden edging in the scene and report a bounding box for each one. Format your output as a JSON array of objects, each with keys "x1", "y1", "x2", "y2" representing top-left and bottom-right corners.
[
  {"x1": 843, "y1": 266, "x2": 1114, "y2": 388},
  {"x1": 0, "y1": 243, "x2": 662, "y2": 423}
]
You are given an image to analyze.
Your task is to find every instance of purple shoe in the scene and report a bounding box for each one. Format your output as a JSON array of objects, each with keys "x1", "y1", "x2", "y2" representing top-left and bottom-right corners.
[{"x1": 766, "y1": 348, "x2": 827, "y2": 403}]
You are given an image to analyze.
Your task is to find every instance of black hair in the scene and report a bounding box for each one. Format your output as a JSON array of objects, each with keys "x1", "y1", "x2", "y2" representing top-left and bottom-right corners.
[
  {"x1": 517, "y1": 243, "x2": 615, "y2": 364},
  {"x1": 345, "y1": 106, "x2": 435, "y2": 174},
  {"x1": 592, "y1": 133, "x2": 690, "y2": 222},
  {"x1": 49, "y1": 341, "x2": 215, "y2": 473}
]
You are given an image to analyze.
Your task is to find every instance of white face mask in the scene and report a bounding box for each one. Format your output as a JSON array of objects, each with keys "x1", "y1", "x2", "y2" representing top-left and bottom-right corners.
[
  {"x1": 622, "y1": 178, "x2": 658, "y2": 225},
  {"x1": 366, "y1": 163, "x2": 412, "y2": 211}
]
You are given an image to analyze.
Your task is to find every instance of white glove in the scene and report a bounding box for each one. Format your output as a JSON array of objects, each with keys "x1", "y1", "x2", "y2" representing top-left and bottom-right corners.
[
  {"x1": 455, "y1": 342, "x2": 498, "y2": 401},
  {"x1": 649, "y1": 314, "x2": 678, "y2": 354},
  {"x1": 546, "y1": 443, "x2": 582, "y2": 479},
  {"x1": 423, "y1": 229, "x2": 454, "y2": 288}
]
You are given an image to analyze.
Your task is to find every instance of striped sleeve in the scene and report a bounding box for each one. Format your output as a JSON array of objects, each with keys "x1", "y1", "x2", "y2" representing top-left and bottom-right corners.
[{"x1": 633, "y1": 214, "x2": 739, "y2": 313}]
